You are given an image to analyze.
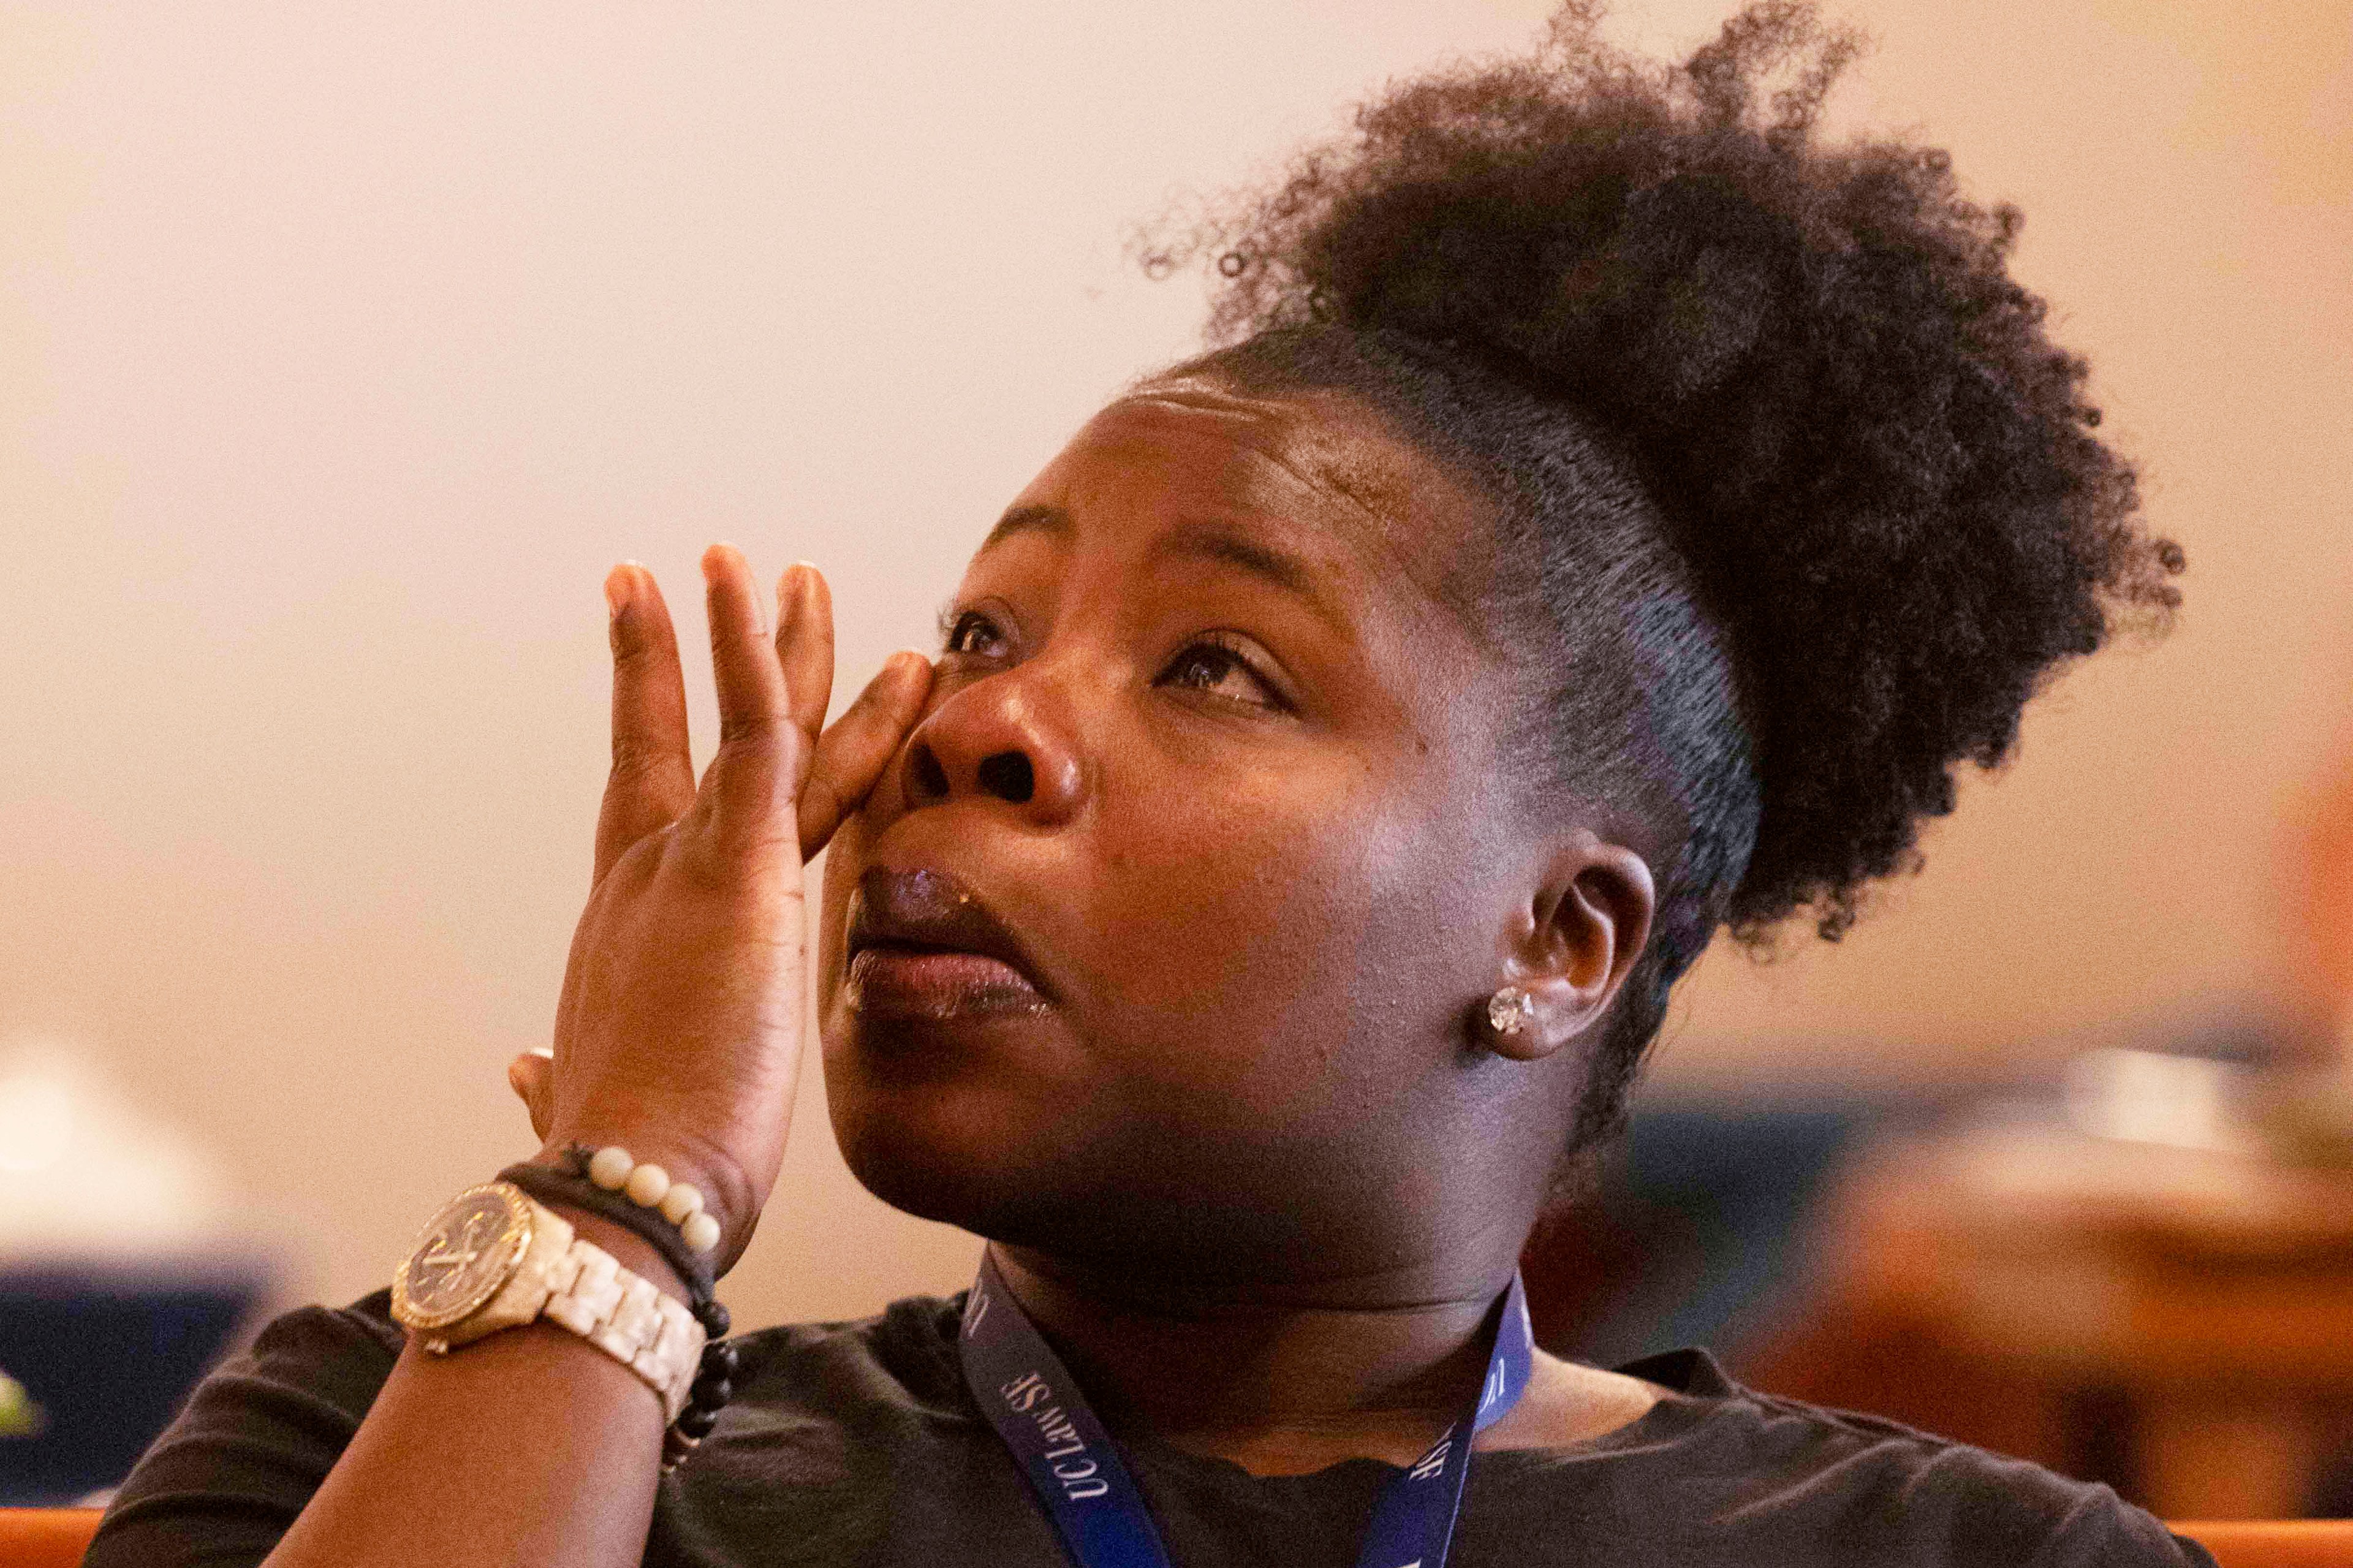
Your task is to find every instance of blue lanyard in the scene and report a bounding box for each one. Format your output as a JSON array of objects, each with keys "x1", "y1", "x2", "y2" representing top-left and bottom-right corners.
[{"x1": 958, "y1": 1249, "x2": 1534, "y2": 1568}]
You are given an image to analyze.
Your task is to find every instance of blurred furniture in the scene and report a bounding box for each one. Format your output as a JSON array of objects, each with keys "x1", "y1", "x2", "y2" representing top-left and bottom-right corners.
[
  {"x1": 0, "y1": 1506, "x2": 104, "y2": 1567},
  {"x1": 2178, "y1": 1520, "x2": 2353, "y2": 1567},
  {"x1": 0, "y1": 1262, "x2": 264, "y2": 1504},
  {"x1": 1750, "y1": 1122, "x2": 2353, "y2": 1519},
  {"x1": 1522, "y1": 1099, "x2": 1877, "y2": 1366}
]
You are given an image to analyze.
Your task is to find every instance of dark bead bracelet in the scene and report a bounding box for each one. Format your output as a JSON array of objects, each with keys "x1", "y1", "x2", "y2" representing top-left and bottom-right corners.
[
  {"x1": 494, "y1": 1154, "x2": 737, "y2": 1466},
  {"x1": 663, "y1": 1340, "x2": 742, "y2": 1466}
]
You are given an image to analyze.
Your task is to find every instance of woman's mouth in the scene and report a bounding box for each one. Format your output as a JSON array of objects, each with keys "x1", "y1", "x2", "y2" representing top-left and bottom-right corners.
[
  {"x1": 846, "y1": 947, "x2": 1045, "y2": 1018},
  {"x1": 843, "y1": 866, "x2": 1050, "y2": 1020}
]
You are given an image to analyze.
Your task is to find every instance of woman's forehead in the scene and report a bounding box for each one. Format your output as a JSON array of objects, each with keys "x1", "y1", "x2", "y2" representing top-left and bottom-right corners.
[{"x1": 987, "y1": 377, "x2": 1496, "y2": 615}]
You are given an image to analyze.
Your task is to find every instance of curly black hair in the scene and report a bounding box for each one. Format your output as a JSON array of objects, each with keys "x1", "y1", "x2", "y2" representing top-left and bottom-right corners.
[{"x1": 1143, "y1": 0, "x2": 2184, "y2": 1155}]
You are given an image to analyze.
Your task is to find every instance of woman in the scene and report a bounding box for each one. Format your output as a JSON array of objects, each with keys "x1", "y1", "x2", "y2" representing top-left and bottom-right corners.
[{"x1": 88, "y1": 4, "x2": 2199, "y2": 1564}]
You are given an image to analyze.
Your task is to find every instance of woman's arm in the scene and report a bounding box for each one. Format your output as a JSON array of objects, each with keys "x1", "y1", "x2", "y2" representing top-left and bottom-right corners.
[
  {"x1": 222, "y1": 548, "x2": 928, "y2": 1568},
  {"x1": 265, "y1": 1213, "x2": 686, "y2": 1568}
]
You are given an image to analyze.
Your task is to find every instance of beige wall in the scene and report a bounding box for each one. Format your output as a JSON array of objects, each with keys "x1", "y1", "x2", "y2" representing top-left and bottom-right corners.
[{"x1": 3, "y1": 0, "x2": 2346, "y2": 1328}]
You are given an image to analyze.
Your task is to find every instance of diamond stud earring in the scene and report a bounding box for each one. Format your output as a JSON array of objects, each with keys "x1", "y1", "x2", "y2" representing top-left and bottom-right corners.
[{"x1": 1486, "y1": 985, "x2": 1537, "y2": 1039}]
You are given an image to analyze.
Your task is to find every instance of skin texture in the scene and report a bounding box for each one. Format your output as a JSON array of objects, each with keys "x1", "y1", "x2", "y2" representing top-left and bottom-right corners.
[{"x1": 269, "y1": 384, "x2": 1659, "y2": 1568}]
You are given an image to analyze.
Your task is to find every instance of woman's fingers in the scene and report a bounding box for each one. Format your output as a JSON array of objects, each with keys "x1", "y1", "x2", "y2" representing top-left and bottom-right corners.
[
  {"x1": 594, "y1": 564, "x2": 696, "y2": 884},
  {"x1": 693, "y1": 544, "x2": 800, "y2": 857},
  {"x1": 594, "y1": 549, "x2": 914, "y2": 871},
  {"x1": 507, "y1": 1048, "x2": 555, "y2": 1142},
  {"x1": 775, "y1": 564, "x2": 835, "y2": 771},
  {"x1": 799, "y1": 650, "x2": 934, "y2": 860}
]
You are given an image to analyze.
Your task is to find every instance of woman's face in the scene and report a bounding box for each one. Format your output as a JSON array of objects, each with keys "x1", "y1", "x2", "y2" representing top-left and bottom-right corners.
[{"x1": 817, "y1": 379, "x2": 1587, "y2": 1285}]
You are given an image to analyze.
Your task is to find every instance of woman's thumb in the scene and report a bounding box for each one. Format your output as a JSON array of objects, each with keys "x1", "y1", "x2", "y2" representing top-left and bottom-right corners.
[{"x1": 507, "y1": 1048, "x2": 556, "y2": 1142}]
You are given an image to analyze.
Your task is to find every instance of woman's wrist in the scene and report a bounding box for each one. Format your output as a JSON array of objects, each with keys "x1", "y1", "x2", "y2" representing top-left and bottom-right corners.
[
  {"x1": 506, "y1": 1145, "x2": 741, "y2": 1464},
  {"x1": 531, "y1": 1130, "x2": 759, "y2": 1268},
  {"x1": 524, "y1": 1187, "x2": 694, "y2": 1307}
]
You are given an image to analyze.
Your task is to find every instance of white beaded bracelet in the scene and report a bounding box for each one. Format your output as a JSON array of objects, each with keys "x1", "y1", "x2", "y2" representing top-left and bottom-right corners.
[{"x1": 586, "y1": 1145, "x2": 723, "y2": 1256}]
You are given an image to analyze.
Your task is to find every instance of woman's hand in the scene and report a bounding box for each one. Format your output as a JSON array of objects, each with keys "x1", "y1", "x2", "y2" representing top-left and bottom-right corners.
[{"x1": 507, "y1": 546, "x2": 930, "y2": 1272}]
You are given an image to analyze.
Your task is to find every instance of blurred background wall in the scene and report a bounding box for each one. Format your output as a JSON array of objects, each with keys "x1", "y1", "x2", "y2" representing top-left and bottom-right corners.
[{"x1": 2, "y1": 0, "x2": 2347, "y2": 1344}]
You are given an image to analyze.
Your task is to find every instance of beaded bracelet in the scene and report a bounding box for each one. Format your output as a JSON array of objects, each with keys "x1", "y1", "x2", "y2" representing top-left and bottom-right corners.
[
  {"x1": 495, "y1": 1149, "x2": 738, "y2": 1465},
  {"x1": 497, "y1": 1160, "x2": 717, "y2": 1310}
]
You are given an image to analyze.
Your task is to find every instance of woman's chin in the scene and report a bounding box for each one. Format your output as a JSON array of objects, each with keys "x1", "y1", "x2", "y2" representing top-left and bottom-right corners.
[
  {"x1": 820, "y1": 1075, "x2": 1320, "y2": 1283},
  {"x1": 830, "y1": 1105, "x2": 1075, "y2": 1242},
  {"x1": 825, "y1": 1078, "x2": 1183, "y2": 1263},
  {"x1": 820, "y1": 1044, "x2": 1090, "y2": 1232}
]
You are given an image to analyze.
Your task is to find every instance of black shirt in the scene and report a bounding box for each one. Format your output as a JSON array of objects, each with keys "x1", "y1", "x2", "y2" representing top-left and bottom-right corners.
[{"x1": 89, "y1": 1290, "x2": 2215, "y2": 1567}]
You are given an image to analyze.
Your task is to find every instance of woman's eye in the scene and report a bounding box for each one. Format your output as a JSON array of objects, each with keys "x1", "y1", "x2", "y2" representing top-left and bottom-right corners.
[
  {"x1": 1156, "y1": 639, "x2": 1285, "y2": 710},
  {"x1": 942, "y1": 610, "x2": 1009, "y2": 658}
]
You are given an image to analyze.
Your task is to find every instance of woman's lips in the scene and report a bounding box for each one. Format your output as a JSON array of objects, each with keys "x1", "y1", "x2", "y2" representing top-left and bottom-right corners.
[
  {"x1": 843, "y1": 866, "x2": 1050, "y2": 1021},
  {"x1": 844, "y1": 945, "x2": 1047, "y2": 1020}
]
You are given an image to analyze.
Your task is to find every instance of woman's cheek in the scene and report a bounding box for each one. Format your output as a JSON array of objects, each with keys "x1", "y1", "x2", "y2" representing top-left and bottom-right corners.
[{"x1": 1091, "y1": 791, "x2": 1387, "y2": 1107}]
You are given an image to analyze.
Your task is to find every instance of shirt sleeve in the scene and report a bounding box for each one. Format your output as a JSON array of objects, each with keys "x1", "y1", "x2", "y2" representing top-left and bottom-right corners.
[
  {"x1": 82, "y1": 1291, "x2": 403, "y2": 1568},
  {"x1": 2024, "y1": 1485, "x2": 2222, "y2": 1568}
]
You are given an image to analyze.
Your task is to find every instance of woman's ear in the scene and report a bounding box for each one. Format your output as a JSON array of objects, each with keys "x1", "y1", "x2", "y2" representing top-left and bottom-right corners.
[{"x1": 1486, "y1": 833, "x2": 1656, "y2": 1062}]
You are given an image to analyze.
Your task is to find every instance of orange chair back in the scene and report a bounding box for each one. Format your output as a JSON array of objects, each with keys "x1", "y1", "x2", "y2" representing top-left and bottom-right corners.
[
  {"x1": 0, "y1": 1507, "x2": 104, "y2": 1568},
  {"x1": 2, "y1": 1505, "x2": 2350, "y2": 1566},
  {"x1": 2172, "y1": 1520, "x2": 2353, "y2": 1567}
]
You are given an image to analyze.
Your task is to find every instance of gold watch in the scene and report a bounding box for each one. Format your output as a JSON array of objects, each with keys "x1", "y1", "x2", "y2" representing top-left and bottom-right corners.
[{"x1": 390, "y1": 1181, "x2": 705, "y2": 1422}]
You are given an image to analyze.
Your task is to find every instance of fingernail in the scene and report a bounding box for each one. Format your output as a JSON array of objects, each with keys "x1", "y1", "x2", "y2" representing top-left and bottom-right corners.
[{"x1": 604, "y1": 565, "x2": 635, "y2": 618}]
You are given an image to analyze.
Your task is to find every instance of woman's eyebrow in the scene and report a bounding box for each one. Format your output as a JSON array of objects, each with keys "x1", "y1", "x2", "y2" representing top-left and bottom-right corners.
[
  {"x1": 1151, "y1": 522, "x2": 1342, "y2": 631},
  {"x1": 976, "y1": 502, "x2": 1342, "y2": 629},
  {"x1": 977, "y1": 503, "x2": 1074, "y2": 554}
]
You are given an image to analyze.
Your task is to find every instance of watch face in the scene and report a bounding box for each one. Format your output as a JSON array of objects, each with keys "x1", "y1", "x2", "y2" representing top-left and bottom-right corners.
[{"x1": 392, "y1": 1184, "x2": 532, "y2": 1331}]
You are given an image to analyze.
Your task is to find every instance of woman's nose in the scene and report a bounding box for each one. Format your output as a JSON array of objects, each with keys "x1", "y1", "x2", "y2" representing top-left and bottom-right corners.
[{"x1": 901, "y1": 676, "x2": 1085, "y2": 826}]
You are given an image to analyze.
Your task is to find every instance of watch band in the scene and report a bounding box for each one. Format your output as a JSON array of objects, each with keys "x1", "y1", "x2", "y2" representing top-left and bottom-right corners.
[{"x1": 537, "y1": 1232, "x2": 707, "y2": 1423}]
